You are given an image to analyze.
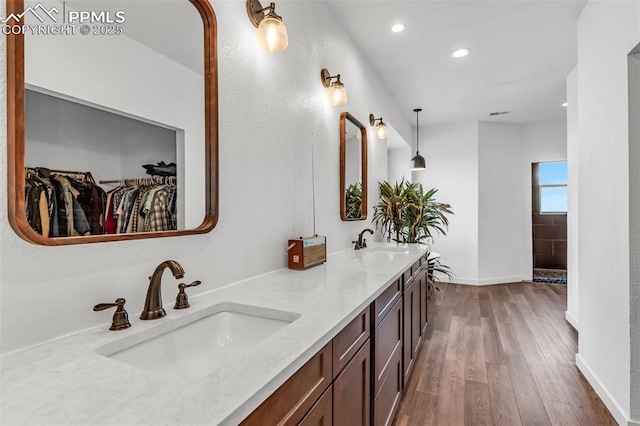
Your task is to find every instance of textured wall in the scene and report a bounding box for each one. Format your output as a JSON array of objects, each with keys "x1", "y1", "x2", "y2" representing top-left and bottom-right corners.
[
  {"x1": 566, "y1": 66, "x2": 579, "y2": 330},
  {"x1": 0, "y1": 1, "x2": 411, "y2": 353},
  {"x1": 628, "y1": 44, "x2": 640, "y2": 423},
  {"x1": 575, "y1": 1, "x2": 639, "y2": 423},
  {"x1": 477, "y1": 122, "x2": 525, "y2": 284}
]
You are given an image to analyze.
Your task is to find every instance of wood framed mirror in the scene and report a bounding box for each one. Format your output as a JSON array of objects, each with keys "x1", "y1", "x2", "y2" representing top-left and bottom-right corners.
[
  {"x1": 340, "y1": 112, "x2": 368, "y2": 221},
  {"x1": 6, "y1": 0, "x2": 218, "y2": 245}
]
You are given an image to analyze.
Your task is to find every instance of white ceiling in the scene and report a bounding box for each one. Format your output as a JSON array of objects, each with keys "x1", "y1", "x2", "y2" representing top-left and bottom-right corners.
[{"x1": 327, "y1": 0, "x2": 586, "y2": 126}]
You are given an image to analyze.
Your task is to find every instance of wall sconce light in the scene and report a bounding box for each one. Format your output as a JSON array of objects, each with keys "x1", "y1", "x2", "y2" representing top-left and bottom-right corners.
[
  {"x1": 321, "y1": 68, "x2": 348, "y2": 106},
  {"x1": 369, "y1": 114, "x2": 388, "y2": 139},
  {"x1": 246, "y1": 0, "x2": 289, "y2": 53},
  {"x1": 410, "y1": 108, "x2": 426, "y2": 170}
]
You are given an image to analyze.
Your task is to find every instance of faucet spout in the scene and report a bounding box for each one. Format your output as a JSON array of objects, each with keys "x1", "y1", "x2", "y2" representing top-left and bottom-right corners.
[
  {"x1": 140, "y1": 260, "x2": 185, "y2": 320},
  {"x1": 354, "y1": 228, "x2": 374, "y2": 250}
]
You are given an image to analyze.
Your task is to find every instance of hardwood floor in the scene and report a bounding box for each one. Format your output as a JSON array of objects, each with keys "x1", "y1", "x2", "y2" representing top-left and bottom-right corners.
[{"x1": 395, "y1": 282, "x2": 616, "y2": 426}]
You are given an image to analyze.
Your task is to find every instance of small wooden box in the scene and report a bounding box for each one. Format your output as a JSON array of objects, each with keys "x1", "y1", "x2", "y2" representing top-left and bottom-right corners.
[{"x1": 288, "y1": 236, "x2": 327, "y2": 270}]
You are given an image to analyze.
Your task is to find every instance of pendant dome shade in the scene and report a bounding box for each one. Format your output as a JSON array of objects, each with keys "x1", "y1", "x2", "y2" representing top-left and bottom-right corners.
[{"x1": 410, "y1": 153, "x2": 426, "y2": 170}]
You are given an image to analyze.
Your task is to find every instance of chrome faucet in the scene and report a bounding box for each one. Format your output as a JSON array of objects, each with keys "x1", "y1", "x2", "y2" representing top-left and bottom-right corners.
[
  {"x1": 354, "y1": 228, "x2": 374, "y2": 250},
  {"x1": 140, "y1": 260, "x2": 185, "y2": 320}
]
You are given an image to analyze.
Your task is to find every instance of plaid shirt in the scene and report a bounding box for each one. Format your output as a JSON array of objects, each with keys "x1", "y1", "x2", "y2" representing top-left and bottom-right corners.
[{"x1": 144, "y1": 188, "x2": 169, "y2": 232}]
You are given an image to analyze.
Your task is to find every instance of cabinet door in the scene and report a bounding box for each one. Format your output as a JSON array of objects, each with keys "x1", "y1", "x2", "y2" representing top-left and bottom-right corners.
[
  {"x1": 418, "y1": 268, "x2": 428, "y2": 336},
  {"x1": 372, "y1": 340, "x2": 402, "y2": 426},
  {"x1": 373, "y1": 298, "x2": 402, "y2": 396},
  {"x1": 333, "y1": 339, "x2": 370, "y2": 426},
  {"x1": 402, "y1": 280, "x2": 421, "y2": 387},
  {"x1": 242, "y1": 342, "x2": 332, "y2": 426},
  {"x1": 298, "y1": 386, "x2": 333, "y2": 426}
]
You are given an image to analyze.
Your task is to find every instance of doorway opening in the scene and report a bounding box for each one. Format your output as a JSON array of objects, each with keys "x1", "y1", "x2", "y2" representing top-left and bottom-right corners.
[{"x1": 532, "y1": 161, "x2": 568, "y2": 284}]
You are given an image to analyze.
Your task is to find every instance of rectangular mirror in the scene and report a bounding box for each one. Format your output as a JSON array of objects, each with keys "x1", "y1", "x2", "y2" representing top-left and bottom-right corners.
[
  {"x1": 6, "y1": 0, "x2": 218, "y2": 245},
  {"x1": 340, "y1": 112, "x2": 367, "y2": 221}
]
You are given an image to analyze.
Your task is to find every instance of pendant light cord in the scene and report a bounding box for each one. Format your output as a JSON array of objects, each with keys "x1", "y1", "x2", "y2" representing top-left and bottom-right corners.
[
  {"x1": 416, "y1": 110, "x2": 419, "y2": 154},
  {"x1": 414, "y1": 108, "x2": 422, "y2": 154}
]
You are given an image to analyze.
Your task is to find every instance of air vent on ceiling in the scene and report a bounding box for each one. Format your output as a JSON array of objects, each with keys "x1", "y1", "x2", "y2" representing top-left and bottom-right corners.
[{"x1": 489, "y1": 111, "x2": 511, "y2": 116}]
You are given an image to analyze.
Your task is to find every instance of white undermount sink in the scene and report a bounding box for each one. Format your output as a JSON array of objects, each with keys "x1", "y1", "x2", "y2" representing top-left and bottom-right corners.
[
  {"x1": 366, "y1": 246, "x2": 411, "y2": 253},
  {"x1": 100, "y1": 303, "x2": 299, "y2": 381}
]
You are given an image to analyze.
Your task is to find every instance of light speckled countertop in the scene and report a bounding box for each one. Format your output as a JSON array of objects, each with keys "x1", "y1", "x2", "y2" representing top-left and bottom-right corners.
[{"x1": 0, "y1": 242, "x2": 428, "y2": 425}]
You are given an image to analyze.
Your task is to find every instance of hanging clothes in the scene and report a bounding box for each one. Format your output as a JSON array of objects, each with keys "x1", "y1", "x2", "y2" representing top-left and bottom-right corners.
[
  {"x1": 104, "y1": 178, "x2": 177, "y2": 234},
  {"x1": 24, "y1": 168, "x2": 106, "y2": 237}
]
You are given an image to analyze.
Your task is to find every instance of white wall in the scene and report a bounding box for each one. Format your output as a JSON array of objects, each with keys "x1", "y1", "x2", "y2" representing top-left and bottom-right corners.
[
  {"x1": 414, "y1": 122, "x2": 479, "y2": 282},
  {"x1": 415, "y1": 120, "x2": 565, "y2": 285},
  {"x1": 25, "y1": 90, "x2": 177, "y2": 185},
  {"x1": 519, "y1": 121, "x2": 568, "y2": 280},
  {"x1": 629, "y1": 45, "x2": 640, "y2": 425},
  {"x1": 575, "y1": 1, "x2": 640, "y2": 424},
  {"x1": 387, "y1": 146, "x2": 410, "y2": 187},
  {"x1": 477, "y1": 122, "x2": 524, "y2": 284},
  {"x1": 566, "y1": 67, "x2": 579, "y2": 330},
  {"x1": 0, "y1": 1, "x2": 412, "y2": 353}
]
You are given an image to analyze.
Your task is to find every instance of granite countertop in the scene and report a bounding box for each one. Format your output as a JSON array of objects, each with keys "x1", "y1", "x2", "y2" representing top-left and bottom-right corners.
[{"x1": 0, "y1": 242, "x2": 429, "y2": 425}]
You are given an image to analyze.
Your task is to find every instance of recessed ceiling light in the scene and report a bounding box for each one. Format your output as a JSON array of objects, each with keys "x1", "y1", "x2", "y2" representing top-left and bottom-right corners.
[
  {"x1": 391, "y1": 23, "x2": 406, "y2": 33},
  {"x1": 562, "y1": 102, "x2": 568, "y2": 107},
  {"x1": 451, "y1": 47, "x2": 472, "y2": 58}
]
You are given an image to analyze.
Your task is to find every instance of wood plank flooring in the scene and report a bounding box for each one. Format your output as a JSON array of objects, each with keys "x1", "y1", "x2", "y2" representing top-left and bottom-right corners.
[{"x1": 395, "y1": 282, "x2": 616, "y2": 426}]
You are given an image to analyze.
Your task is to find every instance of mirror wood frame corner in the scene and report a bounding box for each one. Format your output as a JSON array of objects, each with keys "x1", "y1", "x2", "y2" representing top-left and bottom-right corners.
[
  {"x1": 339, "y1": 112, "x2": 368, "y2": 221},
  {"x1": 5, "y1": 0, "x2": 219, "y2": 245}
]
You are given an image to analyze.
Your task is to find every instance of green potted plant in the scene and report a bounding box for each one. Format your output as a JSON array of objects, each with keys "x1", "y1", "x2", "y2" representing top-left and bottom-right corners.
[
  {"x1": 373, "y1": 179, "x2": 454, "y2": 295},
  {"x1": 345, "y1": 182, "x2": 363, "y2": 219},
  {"x1": 372, "y1": 179, "x2": 452, "y2": 243}
]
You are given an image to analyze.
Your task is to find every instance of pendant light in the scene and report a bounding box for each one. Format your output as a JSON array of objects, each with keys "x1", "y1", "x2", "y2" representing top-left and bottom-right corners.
[{"x1": 410, "y1": 108, "x2": 426, "y2": 170}]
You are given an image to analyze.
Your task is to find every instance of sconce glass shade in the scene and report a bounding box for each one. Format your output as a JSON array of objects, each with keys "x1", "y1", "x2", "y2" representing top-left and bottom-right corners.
[
  {"x1": 410, "y1": 153, "x2": 426, "y2": 170},
  {"x1": 256, "y1": 16, "x2": 288, "y2": 53},
  {"x1": 327, "y1": 82, "x2": 348, "y2": 106},
  {"x1": 374, "y1": 122, "x2": 388, "y2": 139}
]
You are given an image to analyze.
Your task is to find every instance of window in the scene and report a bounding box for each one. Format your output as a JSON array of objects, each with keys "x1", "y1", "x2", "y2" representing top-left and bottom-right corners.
[{"x1": 538, "y1": 161, "x2": 568, "y2": 213}]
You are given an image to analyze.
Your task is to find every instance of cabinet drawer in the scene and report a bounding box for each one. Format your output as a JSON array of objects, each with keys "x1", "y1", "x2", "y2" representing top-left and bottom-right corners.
[
  {"x1": 333, "y1": 308, "x2": 370, "y2": 378},
  {"x1": 298, "y1": 385, "x2": 333, "y2": 426},
  {"x1": 372, "y1": 278, "x2": 401, "y2": 327},
  {"x1": 372, "y1": 297, "x2": 402, "y2": 396},
  {"x1": 241, "y1": 342, "x2": 332, "y2": 426},
  {"x1": 372, "y1": 342, "x2": 402, "y2": 426},
  {"x1": 333, "y1": 339, "x2": 370, "y2": 426}
]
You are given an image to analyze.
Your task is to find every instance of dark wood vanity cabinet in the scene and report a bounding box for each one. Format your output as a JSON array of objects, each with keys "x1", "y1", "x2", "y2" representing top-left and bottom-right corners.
[
  {"x1": 299, "y1": 386, "x2": 333, "y2": 426},
  {"x1": 402, "y1": 278, "x2": 421, "y2": 385},
  {"x1": 242, "y1": 308, "x2": 370, "y2": 426},
  {"x1": 241, "y1": 342, "x2": 333, "y2": 426},
  {"x1": 372, "y1": 291, "x2": 403, "y2": 426},
  {"x1": 334, "y1": 340, "x2": 371, "y2": 425},
  {"x1": 418, "y1": 265, "x2": 429, "y2": 335},
  {"x1": 242, "y1": 254, "x2": 432, "y2": 426}
]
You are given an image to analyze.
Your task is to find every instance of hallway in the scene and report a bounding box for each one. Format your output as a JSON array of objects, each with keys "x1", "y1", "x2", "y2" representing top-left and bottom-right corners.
[{"x1": 396, "y1": 282, "x2": 616, "y2": 425}]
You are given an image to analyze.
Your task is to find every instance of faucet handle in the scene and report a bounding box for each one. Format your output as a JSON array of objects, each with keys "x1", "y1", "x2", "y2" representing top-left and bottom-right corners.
[
  {"x1": 93, "y1": 298, "x2": 131, "y2": 331},
  {"x1": 362, "y1": 238, "x2": 367, "y2": 248},
  {"x1": 174, "y1": 281, "x2": 202, "y2": 310}
]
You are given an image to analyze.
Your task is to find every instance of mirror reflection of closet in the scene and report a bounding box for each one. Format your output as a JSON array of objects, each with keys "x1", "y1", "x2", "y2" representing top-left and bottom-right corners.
[
  {"x1": 340, "y1": 112, "x2": 368, "y2": 221},
  {"x1": 8, "y1": 0, "x2": 219, "y2": 245}
]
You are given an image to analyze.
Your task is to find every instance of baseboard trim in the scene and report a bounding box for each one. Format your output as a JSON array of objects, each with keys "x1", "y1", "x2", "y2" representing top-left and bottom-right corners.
[
  {"x1": 576, "y1": 354, "x2": 632, "y2": 425},
  {"x1": 448, "y1": 276, "x2": 523, "y2": 286},
  {"x1": 565, "y1": 311, "x2": 579, "y2": 331}
]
